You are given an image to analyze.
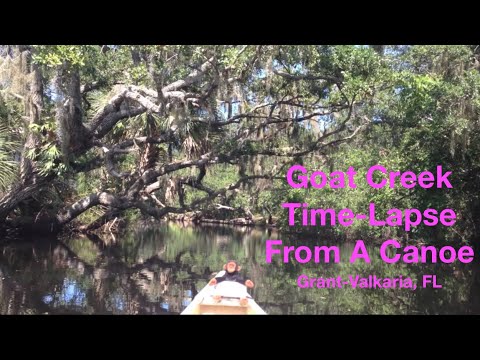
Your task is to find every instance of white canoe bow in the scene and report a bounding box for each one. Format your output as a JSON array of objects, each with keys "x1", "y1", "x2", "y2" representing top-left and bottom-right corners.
[{"x1": 181, "y1": 275, "x2": 266, "y2": 315}]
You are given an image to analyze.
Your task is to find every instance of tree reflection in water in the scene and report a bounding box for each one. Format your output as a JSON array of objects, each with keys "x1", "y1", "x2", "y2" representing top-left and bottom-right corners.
[{"x1": 0, "y1": 223, "x2": 479, "y2": 314}]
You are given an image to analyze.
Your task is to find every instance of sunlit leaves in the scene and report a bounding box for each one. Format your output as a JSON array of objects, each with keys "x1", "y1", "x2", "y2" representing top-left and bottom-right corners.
[
  {"x1": 0, "y1": 125, "x2": 17, "y2": 192},
  {"x1": 32, "y1": 45, "x2": 87, "y2": 67}
]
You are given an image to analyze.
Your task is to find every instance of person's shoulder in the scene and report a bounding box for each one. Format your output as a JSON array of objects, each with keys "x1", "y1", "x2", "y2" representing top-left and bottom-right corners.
[{"x1": 215, "y1": 270, "x2": 226, "y2": 278}]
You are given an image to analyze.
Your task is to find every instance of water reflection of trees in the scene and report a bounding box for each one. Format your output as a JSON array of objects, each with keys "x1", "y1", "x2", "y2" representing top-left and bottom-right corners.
[
  {"x1": 0, "y1": 232, "x2": 205, "y2": 314},
  {"x1": 1, "y1": 223, "x2": 479, "y2": 314}
]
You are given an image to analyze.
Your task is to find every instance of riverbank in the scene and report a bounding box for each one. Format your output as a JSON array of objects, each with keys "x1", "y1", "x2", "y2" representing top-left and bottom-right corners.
[{"x1": 167, "y1": 212, "x2": 278, "y2": 228}]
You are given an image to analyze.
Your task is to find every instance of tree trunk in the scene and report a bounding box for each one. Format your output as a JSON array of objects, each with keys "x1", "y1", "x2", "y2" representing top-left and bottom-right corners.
[
  {"x1": 0, "y1": 182, "x2": 45, "y2": 220},
  {"x1": 19, "y1": 47, "x2": 43, "y2": 186},
  {"x1": 55, "y1": 66, "x2": 90, "y2": 165}
]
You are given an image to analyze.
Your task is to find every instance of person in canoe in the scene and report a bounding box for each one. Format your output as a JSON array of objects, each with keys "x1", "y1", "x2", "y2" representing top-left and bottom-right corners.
[{"x1": 208, "y1": 260, "x2": 254, "y2": 306}]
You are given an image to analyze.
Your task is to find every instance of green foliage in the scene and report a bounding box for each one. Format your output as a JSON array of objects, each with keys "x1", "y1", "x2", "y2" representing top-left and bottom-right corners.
[
  {"x1": 0, "y1": 124, "x2": 18, "y2": 192},
  {"x1": 32, "y1": 45, "x2": 88, "y2": 67},
  {"x1": 3, "y1": 44, "x2": 480, "y2": 315},
  {"x1": 2, "y1": 45, "x2": 480, "y2": 247},
  {"x1": 26, "y1": 118, "x2": 67, "y2": 176}
]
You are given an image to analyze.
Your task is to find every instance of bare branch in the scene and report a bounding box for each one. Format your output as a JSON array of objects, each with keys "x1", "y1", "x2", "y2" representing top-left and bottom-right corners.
[
  {"x1": 126, "y1": 152, "x2": 215, "y2": 199},
  {"x1": 56, "y1": 192, "x2": 123, "y2": 225},
  {"x1": 273, "y1": 70, "x2": 341, "y2": 83},
  {"x1": 78, "y1": 210, "x2": 122, "y2": 233},
  {"x1": 135, "y1": 174, "x2": 283, "y2": 219},
  {"x1": 124, "y1": 90, "x2": 162, "y2": 113},
  {"x1": 162, "y1": 56, "x2": 215, "y2": 93},
  {"x1": 92, "y1": 107, "x2": 145, "y2": 139},
  {"x1": 88, "y1": 89, "x2": 127, "y2": 133}
]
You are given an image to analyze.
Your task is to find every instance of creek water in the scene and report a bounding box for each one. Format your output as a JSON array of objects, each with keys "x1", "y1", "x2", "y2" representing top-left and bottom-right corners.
[{"x1": 1, "y1": 223, "x2": 479, "y2": 314}]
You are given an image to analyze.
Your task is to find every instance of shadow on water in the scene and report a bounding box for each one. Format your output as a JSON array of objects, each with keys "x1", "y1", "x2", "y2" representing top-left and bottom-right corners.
[{"x1": 1, "y1": 223, "x2": 480, "y2": 314}]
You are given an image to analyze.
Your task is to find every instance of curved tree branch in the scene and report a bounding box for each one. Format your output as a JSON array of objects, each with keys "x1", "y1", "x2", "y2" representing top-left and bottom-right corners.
[{"x1": 162, "y1": 56, "x2": 215, "y2": 92}]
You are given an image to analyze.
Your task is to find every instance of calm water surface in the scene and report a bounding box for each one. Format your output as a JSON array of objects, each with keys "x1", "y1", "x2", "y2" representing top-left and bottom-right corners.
[{"x1": 1, "y1": 223, "x2": 480, "y2": 314}]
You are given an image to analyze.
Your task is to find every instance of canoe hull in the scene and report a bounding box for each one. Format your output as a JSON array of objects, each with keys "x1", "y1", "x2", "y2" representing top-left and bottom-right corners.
[{"x1": 181, "y1": 280, "x2": 266, "y2": 315}]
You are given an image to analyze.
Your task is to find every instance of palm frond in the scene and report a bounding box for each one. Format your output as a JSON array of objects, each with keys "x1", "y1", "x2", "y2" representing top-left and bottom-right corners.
[
  {"x1": 87, "y1": 89, "x2": 116, "y2": 118},
  {"x1": 0, "y1": 124, "x2": 19, "y2": 192}
]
